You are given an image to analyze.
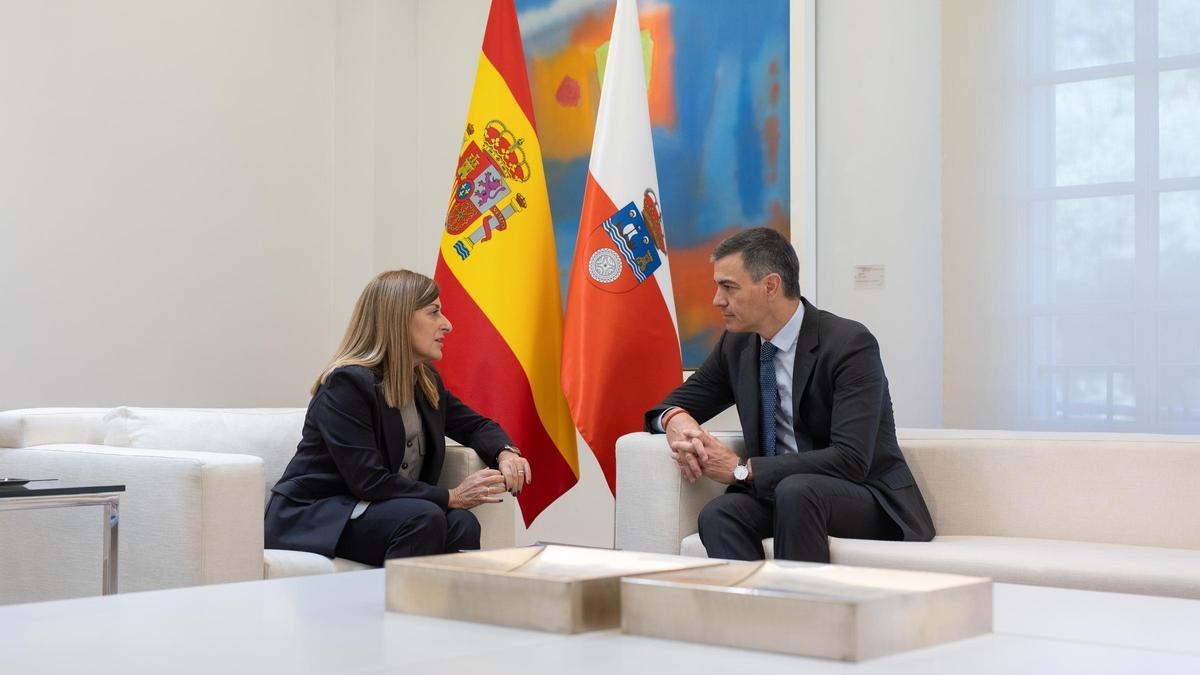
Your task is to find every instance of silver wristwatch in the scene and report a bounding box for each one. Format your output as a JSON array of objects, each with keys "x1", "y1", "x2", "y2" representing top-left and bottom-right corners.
[{"x1": 732, "y1": 461, "x2": 749, "y2": 484}]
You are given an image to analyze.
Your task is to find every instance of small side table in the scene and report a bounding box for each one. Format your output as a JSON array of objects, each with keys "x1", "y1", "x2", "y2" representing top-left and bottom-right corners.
[{"x1": 0, "y1": 482, "x2": 125, "y2": 595}]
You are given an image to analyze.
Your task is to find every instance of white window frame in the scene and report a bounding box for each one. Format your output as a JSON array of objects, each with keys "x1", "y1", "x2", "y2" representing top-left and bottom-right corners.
[{"x1": 1027, "y1": 0, "x2": 1200, "y2": 432}]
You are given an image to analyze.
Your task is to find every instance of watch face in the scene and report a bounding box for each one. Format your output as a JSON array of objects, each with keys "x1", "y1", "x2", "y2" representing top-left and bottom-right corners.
[{"x1": 733, "y1": 464, "x2": 748, "y2": 481}]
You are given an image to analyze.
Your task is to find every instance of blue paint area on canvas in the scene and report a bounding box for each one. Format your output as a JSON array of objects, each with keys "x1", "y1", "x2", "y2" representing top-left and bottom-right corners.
[{"x1": 514, "y1": 0, "x2": 790, "y2": 366}]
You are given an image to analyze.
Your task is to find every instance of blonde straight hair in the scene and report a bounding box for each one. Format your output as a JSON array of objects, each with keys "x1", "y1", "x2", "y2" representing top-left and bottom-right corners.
[{"x1": 313, "y1": 269, "x2": 440, "y2": 409}]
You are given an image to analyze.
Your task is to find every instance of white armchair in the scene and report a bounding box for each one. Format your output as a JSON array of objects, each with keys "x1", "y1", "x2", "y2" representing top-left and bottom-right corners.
[
  {"x1": 0, "y1": 407, "x2": 516, "y2": 604},
  {"x1": 615, "y1": 431, "x2": 744, "y2": 555}
]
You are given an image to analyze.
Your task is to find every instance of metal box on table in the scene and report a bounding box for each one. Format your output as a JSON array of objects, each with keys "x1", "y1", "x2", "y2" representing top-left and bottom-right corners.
[
  {"x1": 385, "y1": 545, "x2": 724, "y2": 633},
  {"x1": 621, "y1": 560, "x2": 992, "y2": 661}
]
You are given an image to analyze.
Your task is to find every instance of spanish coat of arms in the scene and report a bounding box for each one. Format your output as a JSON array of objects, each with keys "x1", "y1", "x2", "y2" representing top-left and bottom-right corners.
[{"x1": 445, "y1": 119, "x2": 532, "y2": 261}]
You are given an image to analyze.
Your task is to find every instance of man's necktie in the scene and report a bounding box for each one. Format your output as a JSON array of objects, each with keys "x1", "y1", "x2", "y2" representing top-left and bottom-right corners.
[{"x1": 760, "y1": 340, "x2": 779, "y2": 457}]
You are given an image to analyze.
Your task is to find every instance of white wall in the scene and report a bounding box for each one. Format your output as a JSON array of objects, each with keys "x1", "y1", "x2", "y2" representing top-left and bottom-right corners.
[
  {"x1": 0, "y1": 0, "x2": 339, "y2": 409},
  {"x1": 815, "y1": 0, "x2": 944, "y2": 428},
  {"x1": 338, "y1": 0, "x2": 485, "y2": 276},
  {"x1": 0, "y1": 0, "x2": 456, "y2": 409},
  {"x1": 941, "y1": 0, "x2": 1028, "y2": 429},
  {"x1": 332, "y1": 1, "x2": 427, "y2": 317}
]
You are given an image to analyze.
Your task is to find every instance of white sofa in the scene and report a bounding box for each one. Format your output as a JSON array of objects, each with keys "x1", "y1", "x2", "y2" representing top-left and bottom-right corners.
[
  {"x1": 0, "y1": 407, "x2": 516, "y2": 604},
  {"x1": 615, "y1": 429, "x2": 1200, "y2": 599}
]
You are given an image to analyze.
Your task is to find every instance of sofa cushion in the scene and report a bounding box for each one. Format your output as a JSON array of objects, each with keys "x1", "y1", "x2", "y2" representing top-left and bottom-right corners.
[
  {"x1": 834, "y1": 535, "x2": 1200, "y2": 599},
  {"x1": 679, "y1": 533, "x2": 706, "y2": 558},
  {"x1": 679, "y1": 533, "x2": 1200, "y2": 599},
  {"x1": 103, "y1": 407, "x2": 305, "y2": 500},
  {"x1": 262, "y1": 549, "x2": 374, "y2": 579},
  {"x1": 897, "y1": 429, "x2": 1200, "y2": 550},
  {"x1": 0, "y1": 408, "x2": 110, "y2": 448},
  {"x1": 263, "y1": 549, "x2": 336, "y2": 578},
  {"x1": 680, "y1": 533, "x2": 783, "y2": 560}
]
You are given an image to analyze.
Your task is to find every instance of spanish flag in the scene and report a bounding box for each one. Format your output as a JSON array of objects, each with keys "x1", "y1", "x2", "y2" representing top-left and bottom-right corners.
[
  {"x1": 434, "y1": 0, "x2": 577, "y2": 525},
  {"x1": 562, "y1": 0, "x2": 683, "y2": 495}
]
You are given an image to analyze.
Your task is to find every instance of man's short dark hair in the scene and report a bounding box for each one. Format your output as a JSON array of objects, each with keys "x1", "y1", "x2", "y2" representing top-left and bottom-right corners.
[{"x1": 711, "y1": 227, "x2": 801, "y2": 299}]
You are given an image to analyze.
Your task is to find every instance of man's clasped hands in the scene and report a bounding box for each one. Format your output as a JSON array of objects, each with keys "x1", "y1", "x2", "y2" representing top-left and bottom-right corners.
[{"x1": 663, "y1": 410, "x2": 746, "y2": 485}]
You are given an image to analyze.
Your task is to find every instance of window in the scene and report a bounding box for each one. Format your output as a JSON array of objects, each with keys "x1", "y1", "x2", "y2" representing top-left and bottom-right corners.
[{"x1": 1028, "y1": 0, "x2": 1200, "y2": 431}]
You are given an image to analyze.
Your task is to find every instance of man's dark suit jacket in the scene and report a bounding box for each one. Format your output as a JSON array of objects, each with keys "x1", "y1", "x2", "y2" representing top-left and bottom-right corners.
[
  {"x1": 645, "y1": 298, "x2": 935, "y2": 542},
  {"x1": 265, "y1": 364, "x2": 511, "y2": 557}
]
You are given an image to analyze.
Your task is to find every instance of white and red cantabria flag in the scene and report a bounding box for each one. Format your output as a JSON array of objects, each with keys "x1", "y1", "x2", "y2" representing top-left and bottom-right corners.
[{"x1": 561, "y1": 0, "x2": 682, "y2": 495}]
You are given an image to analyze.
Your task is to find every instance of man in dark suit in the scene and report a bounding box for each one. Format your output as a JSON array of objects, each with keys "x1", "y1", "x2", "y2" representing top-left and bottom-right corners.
[{"x1": 645, "y1": 227, "x2": 934, "y2": 562}]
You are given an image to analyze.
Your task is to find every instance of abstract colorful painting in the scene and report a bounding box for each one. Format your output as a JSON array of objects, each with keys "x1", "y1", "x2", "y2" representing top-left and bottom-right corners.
[{"x1": 514, "y1": 0, "x2": 790, "y2": 366}]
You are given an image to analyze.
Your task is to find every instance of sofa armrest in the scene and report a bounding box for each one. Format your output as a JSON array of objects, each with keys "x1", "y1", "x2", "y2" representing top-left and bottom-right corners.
[
  {"x1": 0, "y1": 443, "x2": 264, "y2": 603},
  {"x1": 615, "y1": 432, "x2": 742, "y2": 554},
  {"x1": 438, "y1": 443, "x2": 516, "y2": 550}
]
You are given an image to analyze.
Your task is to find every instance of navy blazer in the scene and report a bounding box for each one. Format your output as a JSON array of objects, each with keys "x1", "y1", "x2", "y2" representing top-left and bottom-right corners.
[
  {"x1": 265, "y1": 364, "x2": 511, "y2": 557},
  {"x1": 645, "y1": 298, "x2": 935, "y2": 543}
]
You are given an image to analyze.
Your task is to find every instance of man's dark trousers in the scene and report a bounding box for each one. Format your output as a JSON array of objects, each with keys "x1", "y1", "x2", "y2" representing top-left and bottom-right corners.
[{"x1": 698, "y1": 473, "x2": 898, "y2": 562}]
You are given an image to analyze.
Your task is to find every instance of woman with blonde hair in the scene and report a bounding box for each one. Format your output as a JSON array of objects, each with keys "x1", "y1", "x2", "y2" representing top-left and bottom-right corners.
[{"x1": 265, "y1": 269, "x2": 531, "y2": 564}]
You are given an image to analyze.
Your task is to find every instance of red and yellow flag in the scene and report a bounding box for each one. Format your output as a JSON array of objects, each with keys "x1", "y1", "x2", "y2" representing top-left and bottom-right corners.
[{"x1": 434, "y1": 0, "x2": 578, "y2": 525}]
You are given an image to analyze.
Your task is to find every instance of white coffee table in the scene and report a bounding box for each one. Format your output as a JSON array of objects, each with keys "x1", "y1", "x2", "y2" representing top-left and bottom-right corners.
[{"x1": 1, "y1": 568, "x2": 1197, "y2": 674}]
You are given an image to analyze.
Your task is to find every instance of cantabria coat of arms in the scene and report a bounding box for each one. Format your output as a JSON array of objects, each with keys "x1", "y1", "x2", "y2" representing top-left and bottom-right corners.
[
  {"x1": 583, "y1": 196, "x2": 664, "y2": 294},
  {"x1": 445, "y1": 119, "x2": 531, "y2": 261}
]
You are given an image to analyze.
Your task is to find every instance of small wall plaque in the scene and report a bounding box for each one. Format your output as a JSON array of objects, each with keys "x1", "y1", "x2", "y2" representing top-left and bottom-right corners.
[{"x1": 854, "y1": 264, "x2": 886, "y2": 290}]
